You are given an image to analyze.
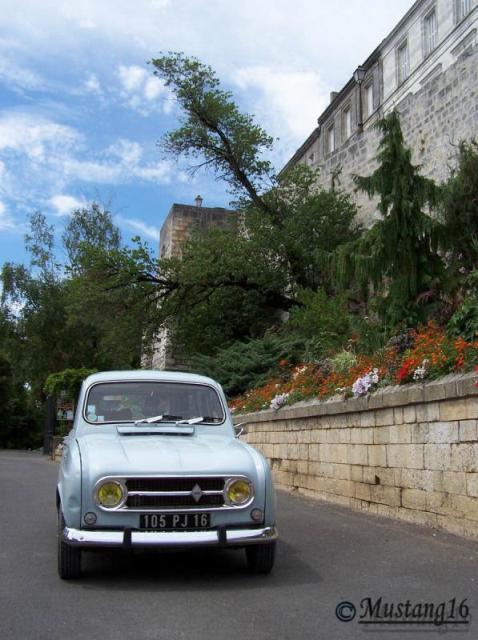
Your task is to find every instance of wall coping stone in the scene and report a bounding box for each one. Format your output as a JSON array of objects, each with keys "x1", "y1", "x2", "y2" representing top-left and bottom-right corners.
[{"x1": 234, "y1": 372, "x2": 477, "y2": 425}]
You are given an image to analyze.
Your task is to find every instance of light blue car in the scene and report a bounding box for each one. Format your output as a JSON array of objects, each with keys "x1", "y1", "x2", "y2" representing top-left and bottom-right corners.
[{"x1": 57, "y1": 370, "x2": 278, "y2": 579}]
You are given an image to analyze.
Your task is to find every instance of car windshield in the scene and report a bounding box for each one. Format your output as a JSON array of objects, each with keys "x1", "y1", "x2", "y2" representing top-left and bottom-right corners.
[{"x1": 84, "y1": 381, "x2": 225, "y2": 425}]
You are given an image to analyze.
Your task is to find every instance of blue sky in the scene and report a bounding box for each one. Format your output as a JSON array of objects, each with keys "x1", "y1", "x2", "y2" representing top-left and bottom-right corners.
[{"x1": 0, "y1": 0, "x2": 412, "y2": 264}]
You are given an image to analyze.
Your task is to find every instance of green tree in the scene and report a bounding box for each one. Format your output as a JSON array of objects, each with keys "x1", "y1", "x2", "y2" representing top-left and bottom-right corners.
[
  {"x1": 44, "y1": 367, "x2": 98, "y2": 400},
  {"x1": 64, "y1": 238, "x2": 157, "y2": 367},
  {"x1": 1, "y1": 208, "x2": 149, "y2": 402},
  {"x1": 2, "y1": 211, "x2": 72, "y2": 398},
  {"x1": 155, "y1": 227, "x2": 293, "y2": 354},
  {"x1": 131, "y1": 54, "x2": 358, "y2": 353},
  {"x1": 63, "y1": 202, "x2": 121, "y2": 270},
  {"x1": 337, "y1": 111, "x2": 445, "y2": 326},
  {"x1": 440, "y1": 140, "x2": 478, "y2": 273},
  {"x1": 151, "y1": 52, "x2": 276, "y2": 218},
  {"x1": 249, "y1": 165, "x2": 362, "y2": 291}
]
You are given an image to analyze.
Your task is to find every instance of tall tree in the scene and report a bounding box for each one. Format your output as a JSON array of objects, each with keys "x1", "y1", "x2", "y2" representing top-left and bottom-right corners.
[
  {"x1": 109, "y1": 53, "x2": 360, "y2": 353},
  {"x1": 63, "y1": 202, "x2": 121, "y2": 270},
  {"x1": 336, "y1": 111, "x2": 444, "y2": 325},
  {"x1": 151, "y1": 52, "x2": 277, "y2": 220}
]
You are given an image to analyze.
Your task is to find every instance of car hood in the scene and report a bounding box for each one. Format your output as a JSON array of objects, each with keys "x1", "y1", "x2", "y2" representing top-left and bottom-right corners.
[{"x1": 77, "y1": 431, "x2": 260, "y2": 480}]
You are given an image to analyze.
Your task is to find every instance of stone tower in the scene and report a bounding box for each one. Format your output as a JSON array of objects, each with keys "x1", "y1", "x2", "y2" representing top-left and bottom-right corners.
[{"x1": 143, "y1": 198, "x2": 237, "y2": 370}]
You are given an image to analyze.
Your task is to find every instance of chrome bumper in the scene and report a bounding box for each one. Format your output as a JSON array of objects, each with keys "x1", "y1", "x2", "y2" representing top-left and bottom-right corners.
[{"x1": 63, "y1": 525, "x2": 278, "y2": 548}]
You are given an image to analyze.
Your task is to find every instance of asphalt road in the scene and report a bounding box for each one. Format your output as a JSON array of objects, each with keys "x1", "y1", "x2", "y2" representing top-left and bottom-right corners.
[{"x1": 1, "y1": 450, "x2": 477, "y2": 640}]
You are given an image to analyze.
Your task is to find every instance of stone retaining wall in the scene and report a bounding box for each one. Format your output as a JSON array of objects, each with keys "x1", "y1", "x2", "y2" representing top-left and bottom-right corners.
[{"x1": 237, "y1": 372, "x2": 478, "y2": 539}]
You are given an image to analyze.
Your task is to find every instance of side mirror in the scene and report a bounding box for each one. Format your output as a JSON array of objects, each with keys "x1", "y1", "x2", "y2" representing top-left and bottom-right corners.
[{"x1": 234, "y1": 422, "x2": 247, "y2": 438}]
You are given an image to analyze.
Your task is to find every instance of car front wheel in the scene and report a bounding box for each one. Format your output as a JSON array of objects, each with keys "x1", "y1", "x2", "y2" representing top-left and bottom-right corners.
[
  {"x1": 245, "y1": 542, "x2": 276, "y2": 574},
  {"x1": 57, "y1": 509, "x2": 82, "y2": 579}
]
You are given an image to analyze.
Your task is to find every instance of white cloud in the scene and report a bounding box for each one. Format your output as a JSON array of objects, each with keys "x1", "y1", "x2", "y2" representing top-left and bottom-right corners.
[
  {"x1": 116, "y1": 64, "x2": 171, "y2": 114},
  {"x1": 0, "y1": 200, "x2": 16, "y2": 230},
  {"x1": 0, "y1": 113, "x2": 81, "y2": 162},
  {"x1": 116, "y1": 214, "x2": 159, "y2": 241},
  {"x1": 63, "y1": 137, "x2": 177, "y2": 184},
  {"x1": 0, "y1": 57, "x2": 43, "y2": 93},
  {"x1": 234, "y1": 66, "x2": 329, "y2": 140},
  {"x1": 0, "y1": 0, "x2": 416, "y2": 250},
  {"x1": 108, "y1": 138, "x2": 143, "y2": 165},
  {"x1": 83, "y1": 73, "x2": 101, "y2": 94},
  {"x1": 50, "y1": 194, "x2": 86, "y2": 216},
  {"x1": 0, "y1": 112, "x2": 182, "y2": 218},
  {"x1": 118, "y1": 65, "x2": 146, "y2": 92},
  {"x1": 0, "y1": 0, "x2": 413, "y2": 142}
]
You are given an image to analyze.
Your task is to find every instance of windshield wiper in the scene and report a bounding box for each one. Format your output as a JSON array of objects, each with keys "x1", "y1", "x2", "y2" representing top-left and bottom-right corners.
[
  {"x1": 134, "y1": 414, "x2": 184, "y2": 425},
  {"x1": 175, "y1": 416, "x2": 205, "y2": 425},
  {"x1": 134, "y1": 414, "x2": 220, "y2": 426},
  {"x1": 134, "y1": 415, "x2": 164, "y2": 425},
  {"x1": 175, "y1": 416, "x2": 223, "y2": 424}
]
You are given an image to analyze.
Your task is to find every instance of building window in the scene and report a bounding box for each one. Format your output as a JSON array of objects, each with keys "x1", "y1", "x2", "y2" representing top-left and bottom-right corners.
[
  {"x1": 307, "y1": 152, "x2": 315, "y2": 166},
  {"x1": 327, "y1": 126, "x2": 335, "y2": 153},
  {"x1": 455, "y1": 0, "x2": 471, "y2": 23},
  {"x1": 365, "y1": 83, "x2": 374, "y2": 118},
  {"x1": 397, "y1": 40, "x2": 409, "y2": 85},
  {"x1": 343, "y1": 107, "x2": 352, "y2": 140},
  {"x1": 423, "y1": 8, "x2": 438, "y2": 57}
]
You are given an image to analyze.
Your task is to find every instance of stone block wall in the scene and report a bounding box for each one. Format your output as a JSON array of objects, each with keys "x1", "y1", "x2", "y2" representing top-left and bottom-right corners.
[{"x1": 237, "y1": 372, "x2": 478, "y2": 539}]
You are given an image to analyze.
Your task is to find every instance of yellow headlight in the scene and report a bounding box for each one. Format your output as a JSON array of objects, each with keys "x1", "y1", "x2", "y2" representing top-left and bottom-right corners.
[
  {"x1": 226, "y1": 479, "x2": 252, "y2": 505},
  {"x1": 96, "y1": 480, "x2": 126, "y2": 508}
]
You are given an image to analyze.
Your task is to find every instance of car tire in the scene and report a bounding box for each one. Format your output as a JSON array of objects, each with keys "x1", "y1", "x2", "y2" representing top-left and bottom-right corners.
[
  {"x1": 245, "y1": 542, "x2": 276, "y2": 574},
  {"x1": 57, "y1": 509, "x2": 82, "y2": 579}
]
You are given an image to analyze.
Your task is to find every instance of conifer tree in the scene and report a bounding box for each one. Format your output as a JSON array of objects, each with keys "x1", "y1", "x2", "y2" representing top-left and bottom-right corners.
[{"x1": 337, "y1": 111, "x2": 444, "y2": 325}]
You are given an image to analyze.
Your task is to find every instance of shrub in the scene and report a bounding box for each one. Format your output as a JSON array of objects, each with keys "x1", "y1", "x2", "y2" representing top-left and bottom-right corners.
[
  {"x1": 288, "y1": 289, "x2": 351, "y2": 358},
  {"x1": 44, "y1": 367, "x2": 98, "y2": 400},
  {"x1": 329, "y1": 350, "x2": 357, "y2": 375},
  {"x1": 229, "y1": 322, "x2": 478, "y2": 413},
  {"x1": 447, "y1": 271, "x2": 478, "y2": 342},
  {"x1": 191, "y1": 333, "x2": 305, "y2": 397}
]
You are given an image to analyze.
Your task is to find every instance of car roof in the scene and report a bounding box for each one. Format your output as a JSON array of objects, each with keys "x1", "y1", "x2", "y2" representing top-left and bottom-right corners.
[{"x1": 83, "y1": 370, "x2": 220, "y2": 388}]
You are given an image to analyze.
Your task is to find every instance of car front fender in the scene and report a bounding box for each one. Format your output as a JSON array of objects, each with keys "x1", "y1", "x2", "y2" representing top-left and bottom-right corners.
[{"x1": 57, "y1": 437, "x2": 82, "y2": 528}]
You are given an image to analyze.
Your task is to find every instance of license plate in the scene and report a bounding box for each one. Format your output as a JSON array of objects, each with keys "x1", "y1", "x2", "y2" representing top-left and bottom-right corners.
[{"x1": 140, "y1": 513, "x2": 211, "y2": 530}]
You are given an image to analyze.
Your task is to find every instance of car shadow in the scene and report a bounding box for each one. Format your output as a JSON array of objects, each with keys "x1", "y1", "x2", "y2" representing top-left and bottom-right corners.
[{"x1": 77, "y1": 540, "x2": 321, "y2": 592}]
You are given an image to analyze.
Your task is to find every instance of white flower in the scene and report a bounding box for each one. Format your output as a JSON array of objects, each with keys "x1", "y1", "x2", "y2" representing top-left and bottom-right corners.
[
  {"x1": 292, "y1": 365, "x2": 307, "y2": 379},
  {"x1": 352, "y1": 369, "x2": 380, "y2": 398},
  {"x1": 270, "y1": 393, "x2": 290, "y2": 411},
  {"x1": 413, "y1": 359, "x2": 429, "y2": 381}
]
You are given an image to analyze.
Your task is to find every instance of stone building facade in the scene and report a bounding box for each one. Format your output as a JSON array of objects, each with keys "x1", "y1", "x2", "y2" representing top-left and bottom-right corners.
[
  {"x1": 143, "y1": 198, "x2": 237, "y2": 370},
  {"x1": 282, "y1": 0, "x2": 478, "y2": 223}
]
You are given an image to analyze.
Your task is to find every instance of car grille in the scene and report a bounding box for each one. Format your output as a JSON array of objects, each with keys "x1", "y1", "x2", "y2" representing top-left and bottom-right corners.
[{"x1": 124, "y1": 476, "x2": 226, "y2": 510}]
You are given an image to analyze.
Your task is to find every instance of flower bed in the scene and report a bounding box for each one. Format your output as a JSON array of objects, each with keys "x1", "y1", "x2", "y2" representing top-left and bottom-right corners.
[{"x1": 229, "y1": 323, "x2": 478, "y2": 414}]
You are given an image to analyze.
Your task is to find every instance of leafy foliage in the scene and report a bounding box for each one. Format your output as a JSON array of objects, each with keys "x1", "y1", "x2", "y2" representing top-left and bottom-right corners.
[
  {"x1": 447, "y1": 271, "x2": 478, "y2": 342},
  {"x1": 63, "y1": 202, "x2": 121, "y2": 270},
  {"x1": 157, "y1": 227, "x2": 292, "y2": 354},
  {"x1": 0, "y1": 206, "x2": 150, "y2": 447},
  {"x1": 230, "y1": 323, "x2": 478, "y2": 413},
  {"x1": 44, "y1": 368, "x2": 98, "y2": 400},
  {"x1": 192, "y1": 333, "x2": 305, "y2": 397},
  {"x1": 329, "y1": 350, "x2": 357, "y2": 375},
  {"x1": 336, "y1": 111, "x2": 445, "y2": 326},
  {"x1": 151, "y1": 52, "x2": 275, "y2": 213},
  {"x1": 440, "y1": 141, "x2": 478, "y2": 273},
  {"x1": 0, "y1": 354, "x2": 42, "y2": 449},
  {"x1": 288, "y1": 289, "x2": 352, "y2": 358}
]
